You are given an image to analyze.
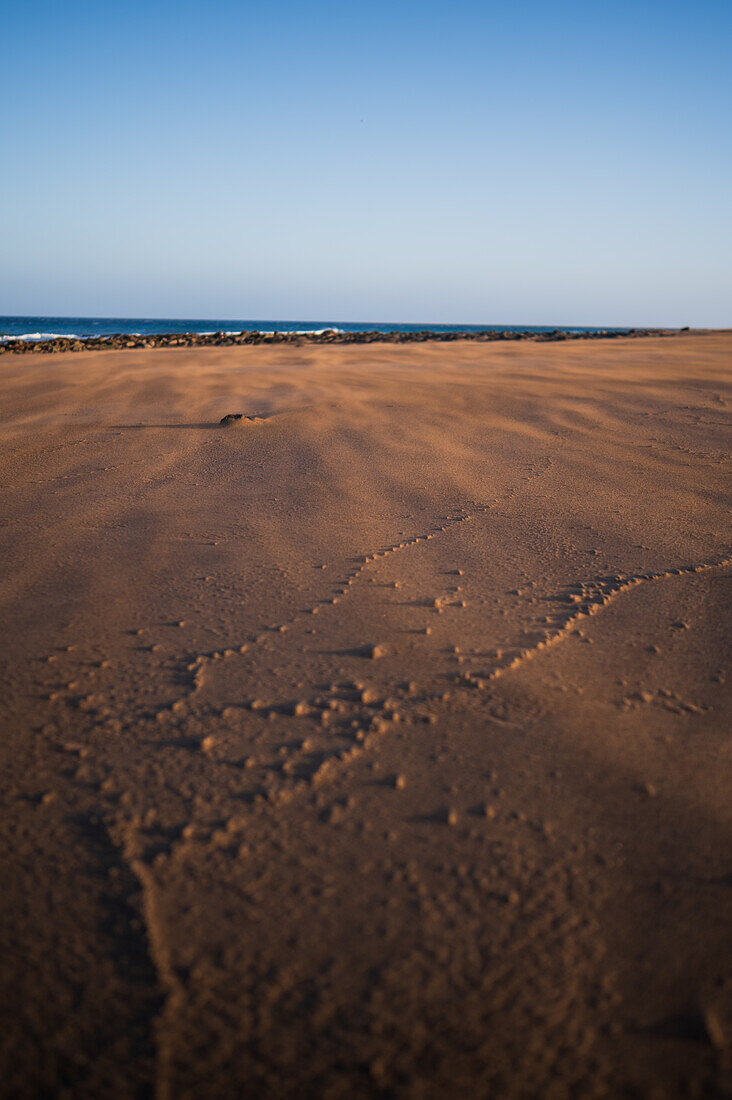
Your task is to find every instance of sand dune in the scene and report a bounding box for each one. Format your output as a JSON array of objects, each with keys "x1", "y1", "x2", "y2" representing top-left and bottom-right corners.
[{"x1": 0, "y1": 334, "x2": 730, "y2": 1098}]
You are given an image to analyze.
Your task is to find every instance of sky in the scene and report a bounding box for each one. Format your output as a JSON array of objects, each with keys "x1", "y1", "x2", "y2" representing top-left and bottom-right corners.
[{"x1": 2, "y1": 0, "x2": 731, "y2": 326}]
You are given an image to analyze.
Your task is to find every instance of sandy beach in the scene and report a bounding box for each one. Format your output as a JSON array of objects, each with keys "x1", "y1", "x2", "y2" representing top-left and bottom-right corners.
[{"x1": 0, "y1": 333, "x2": 730, "y2": 1098}]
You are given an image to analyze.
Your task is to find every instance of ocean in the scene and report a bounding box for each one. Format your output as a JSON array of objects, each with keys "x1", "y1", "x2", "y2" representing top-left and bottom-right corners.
[{"x1": 0, "y1": 316, "x2": 626, "y2": 342}]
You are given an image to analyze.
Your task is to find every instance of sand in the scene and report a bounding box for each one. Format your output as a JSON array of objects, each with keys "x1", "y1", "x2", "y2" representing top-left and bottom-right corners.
[{"x1": 0, "y1": 334, "x2": 730, "y2": 1098}]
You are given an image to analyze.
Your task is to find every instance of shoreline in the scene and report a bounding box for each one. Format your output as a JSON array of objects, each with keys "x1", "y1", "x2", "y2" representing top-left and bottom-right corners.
[{"x1": 0, "y1": 325, "x2": 688, "y2": 355}]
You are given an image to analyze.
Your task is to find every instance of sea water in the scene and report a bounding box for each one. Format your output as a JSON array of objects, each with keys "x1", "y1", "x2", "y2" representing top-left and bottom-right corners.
[{"x1": 0, "y1": 316, "x2": 627, "y2": 342}]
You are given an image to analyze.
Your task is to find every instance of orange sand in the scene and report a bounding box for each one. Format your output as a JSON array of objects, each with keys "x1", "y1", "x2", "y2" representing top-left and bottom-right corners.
[{"x1": 0, "y1": 334, "x2": 730, "y2": 1097}]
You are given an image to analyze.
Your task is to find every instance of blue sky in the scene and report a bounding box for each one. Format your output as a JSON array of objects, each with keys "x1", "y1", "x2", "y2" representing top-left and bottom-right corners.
[{"x1": 2, "y1": 0, "x2": 731, "y2": 325}]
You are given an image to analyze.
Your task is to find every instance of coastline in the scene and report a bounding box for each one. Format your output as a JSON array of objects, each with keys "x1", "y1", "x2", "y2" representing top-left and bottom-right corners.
[{"x1": 0, "y1": 325, "x2": 684, "y2": 355}]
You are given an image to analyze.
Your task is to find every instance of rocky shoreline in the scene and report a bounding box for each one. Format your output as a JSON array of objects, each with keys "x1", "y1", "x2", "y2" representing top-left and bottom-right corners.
[{"x1": 0, "y1": 326, "x2": 681, "y2": 355}]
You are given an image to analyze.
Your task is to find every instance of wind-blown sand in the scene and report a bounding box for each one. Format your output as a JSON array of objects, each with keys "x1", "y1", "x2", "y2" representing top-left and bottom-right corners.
[{"x1": 0, "y1": 334, "x2": 730, "y2": 1099}]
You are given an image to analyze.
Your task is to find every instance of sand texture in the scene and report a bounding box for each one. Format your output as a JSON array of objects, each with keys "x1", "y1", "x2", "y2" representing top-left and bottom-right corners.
[{"x1": 0, "y1": 334, "x2": 730, "y2": 1098}]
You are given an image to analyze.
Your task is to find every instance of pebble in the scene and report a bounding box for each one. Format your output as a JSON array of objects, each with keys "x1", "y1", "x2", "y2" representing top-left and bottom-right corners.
[{"x1": 703, "y1": 1006, "x2": 726, "y2": 1050}]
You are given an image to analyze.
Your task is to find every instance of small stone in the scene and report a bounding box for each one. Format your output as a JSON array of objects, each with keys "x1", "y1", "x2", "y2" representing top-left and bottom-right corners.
[
  {"x1": 394, "y1": 774, "x2": 406, "y2": 790},
  {"x1": 369, "y1": 1057, "x2": 387, "y2": 1081},
  {"x1": 366, "y1": 644, "x2": 387, "y2": 659},
  {"x1": 446, "y1": 808, "x2": 458, "y2": 826},
  {"x1": 219, "y1": 413, "x2": 243, "y2": 425},
  {"x1": 703, "y1": 1006, "x2": 726, "y2": 1050}
]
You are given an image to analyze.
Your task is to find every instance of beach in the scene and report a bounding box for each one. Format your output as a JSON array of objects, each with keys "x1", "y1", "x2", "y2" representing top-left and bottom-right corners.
[{"x1": 0, "y1": 332, "x2": 730, "y2": 1097}]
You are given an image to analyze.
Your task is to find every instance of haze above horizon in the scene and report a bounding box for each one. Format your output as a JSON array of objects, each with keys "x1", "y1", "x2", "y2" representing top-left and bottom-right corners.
[{"x1": 2, "y1": 0, "x2": 731, "y2": 327}]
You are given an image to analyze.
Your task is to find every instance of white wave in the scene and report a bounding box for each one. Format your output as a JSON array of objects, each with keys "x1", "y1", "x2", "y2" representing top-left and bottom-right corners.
[
  {"x1": 195, "y1": 328, "x2": 345, "y2": 336},
  {"x1": 0, "y1": 331, "x2": 83, "y2": 342},
  {"x1": 1, "y1": 326, "x2": 347, "y2": 343},
  {"x1": 248, "y1": 327, "x2": 345, "y2": 336},
  {"x1": 291, "y1": 327, "x2": 344, "y2": 335}
]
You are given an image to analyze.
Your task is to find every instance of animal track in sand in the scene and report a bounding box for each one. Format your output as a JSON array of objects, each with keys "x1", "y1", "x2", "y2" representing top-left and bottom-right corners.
[
  {"x1": 466, "y1": 552, "x2": 732, "y2": 685},
  {"x1": 46, "y1": 454, "x2": 687, "y2": 825},
  {"x1": 35, "y1": 454, "x2": 557, "y2": 755},
  {"x1": 152, "y1": 457, "x2": 555, "y2": 720}
]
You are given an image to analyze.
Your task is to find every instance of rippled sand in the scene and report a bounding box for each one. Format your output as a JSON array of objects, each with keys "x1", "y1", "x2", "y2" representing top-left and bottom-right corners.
[{"x1": 1, "y1": 334, "x2": 730, "y2": 1098}]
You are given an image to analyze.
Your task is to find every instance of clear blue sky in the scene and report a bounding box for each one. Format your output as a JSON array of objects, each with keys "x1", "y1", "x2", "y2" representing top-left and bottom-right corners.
[{"x1": 2, "y1": 0, "x2": 731, "y2": 325}]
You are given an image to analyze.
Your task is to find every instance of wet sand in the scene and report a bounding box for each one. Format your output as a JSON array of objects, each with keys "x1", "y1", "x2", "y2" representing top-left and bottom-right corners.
[{"x1": 0, "y1": 334, "x2": 730, "y2": 1098}]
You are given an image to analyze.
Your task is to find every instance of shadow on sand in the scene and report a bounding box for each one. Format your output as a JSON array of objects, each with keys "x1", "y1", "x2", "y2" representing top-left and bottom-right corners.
[{"x1": 109, "y1": 422, "x2": 250, "y2": 430}]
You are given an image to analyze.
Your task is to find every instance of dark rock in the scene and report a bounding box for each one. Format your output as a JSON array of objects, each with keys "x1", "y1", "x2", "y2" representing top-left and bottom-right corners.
[
  {"x1": 1, "y1": 328, "x2": 676, "y2": 356},
  {"x1": 219, "y1": 413, "x2": 244, "y2": 425}
]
